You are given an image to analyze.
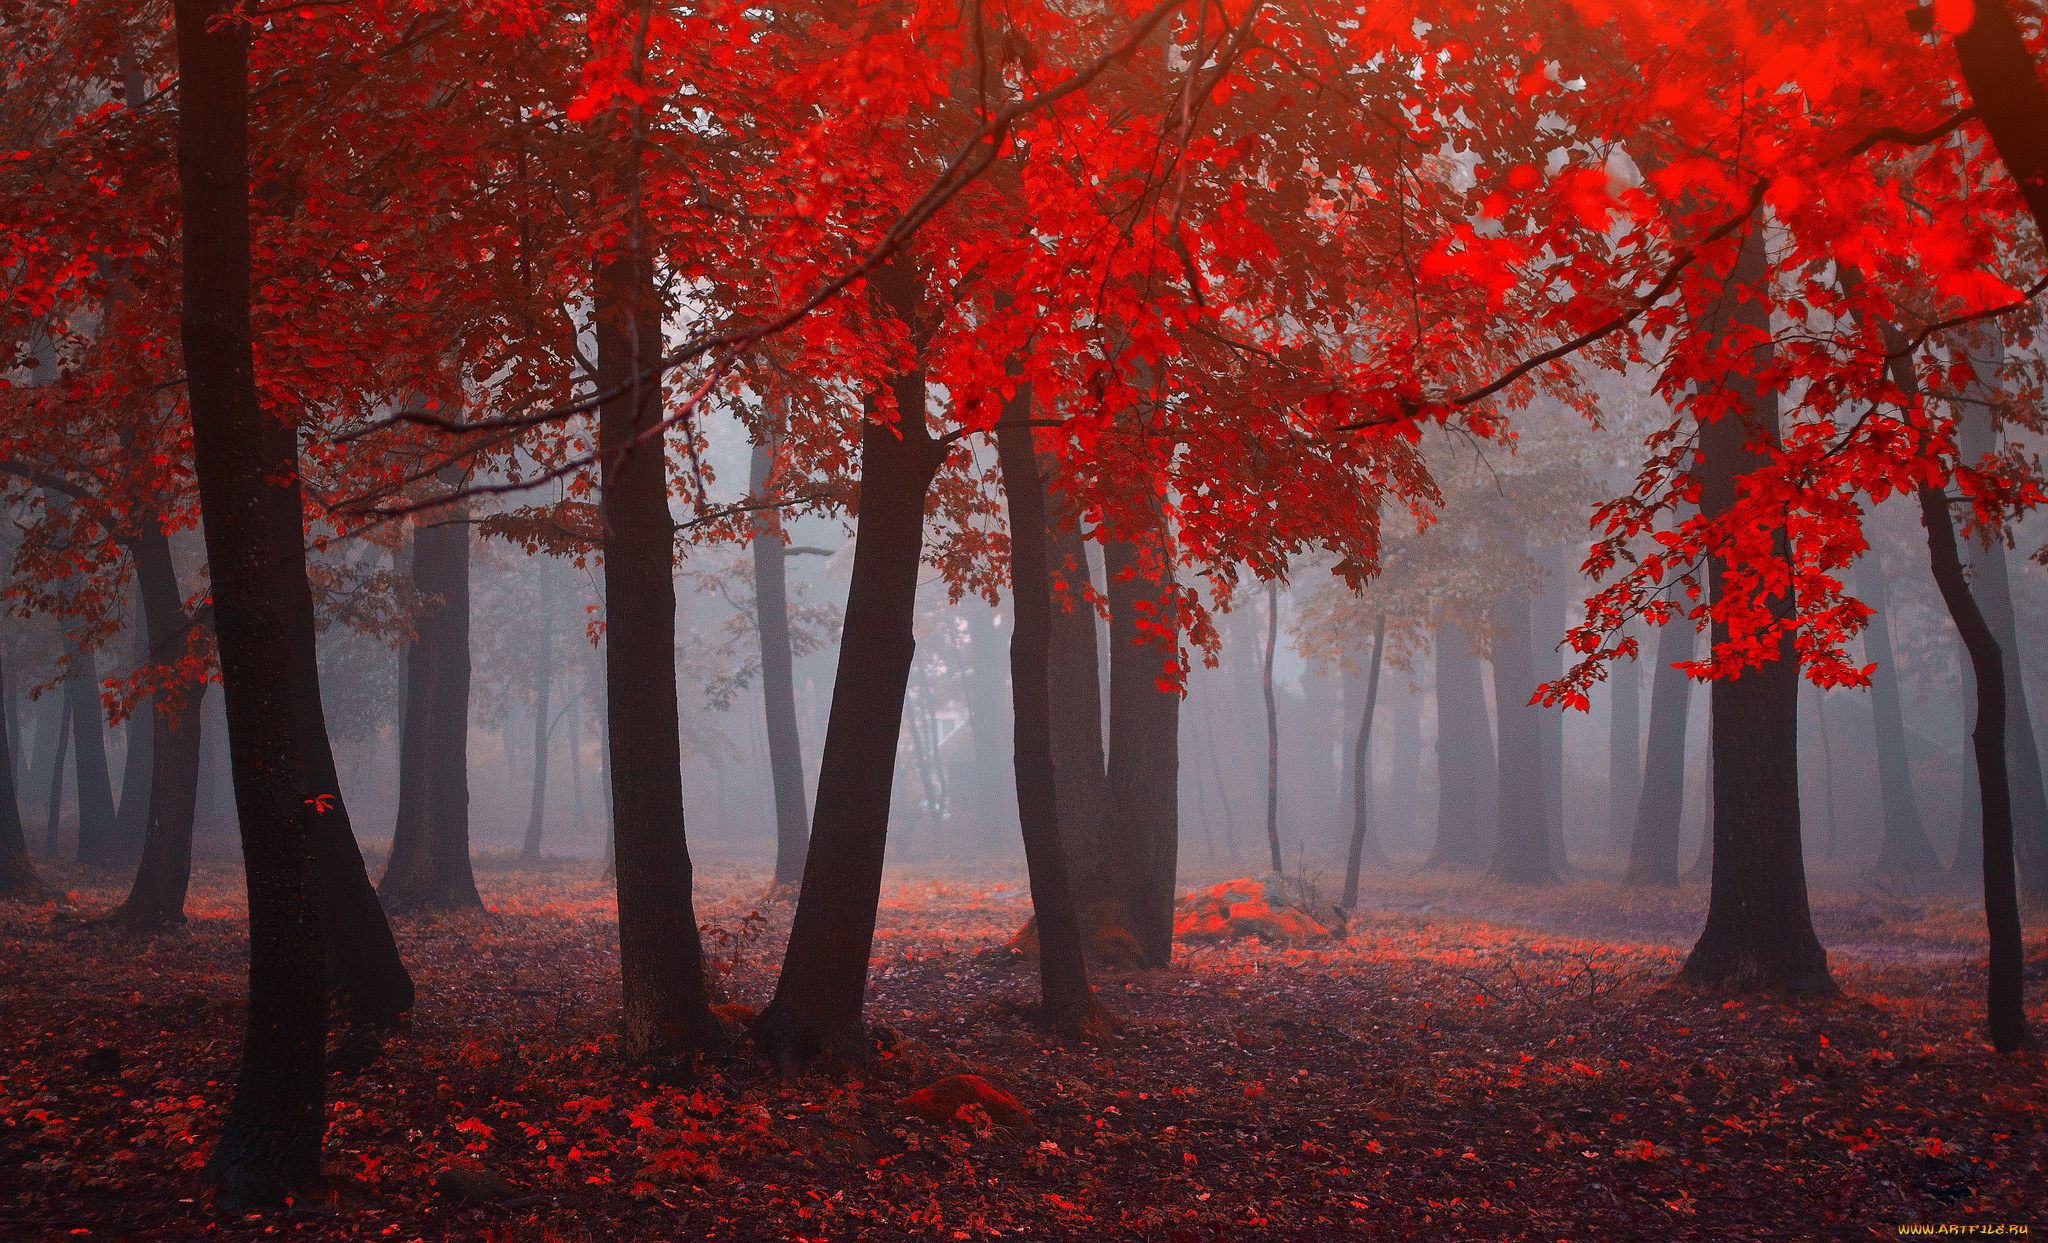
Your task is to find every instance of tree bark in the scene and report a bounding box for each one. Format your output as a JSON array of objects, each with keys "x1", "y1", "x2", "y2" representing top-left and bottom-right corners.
[
  {"x1": 175, "y1": 0, "x2": 329, "y2": 1202},
  {"x1": 43, "y1": 696, "x2": 70, "y2": 857},
  {"x1": 593, "y1": 252, "x2": 719, "y2": 1059},
  {"x1": 1428, "y1": 609, "x2": 1495, "y2": 866},
  {"x1": 379, "y1": 510, "x2": 481, "y2": 911},
  {"x1": 1342, "y1": 615, "x2": 1388, "y2": 907},
  {"x1": 964, "y1": 602, "x2": 1012, "y2": 849},
  {"x1": 1627, "y1": 616, "x2": 1695, "y2": 886},
  {"x1": 1104, "y1": 523, "x2": 1180, "y2": 967},
  {"x1": 1262, "y1": 584, "x2": 1282, "y2": 873},
  {"x1": 750, "y1": 435, "x2": 809, "y2": 892},
  {"x1": 1918, "y1": 485, "x2": 2034, "y2": 1053},
  {"x1": 1607, "y1": 629, "x2": 1643, "y2": 858},
  {"x1": 109, "y1": 637, "x2": 153, "y2": 864},
  {"x1": 1487, "y1": 555, "x2": 1559, "y2": 885},
  {"x1": 1857, "y1": 553, "x2": 1941, "y2": 873},
  {"x1": 1532, "y1": 546, "x2": 1568, "y2": 871},
  {"x1": 1950, "y1": 0, "x2": 2048, "y2": 244},
  {"x1": 996, "y1": 394, "x2": 1098, "y2": 1029},
  {"x1": 757, "y1": 254, "x2": 948, "y2": 1068},
  {"x1": 520, "y1": 593, "x2": 555, "y2": 866},
  {"x1": 0, "y1": 653, "x2": 46, "y2": 897},
  {"x1": 66, "y1": 646, "x2": 118, "y2": 868},
  {"x1": 1046, "y1": 516, "x2": 1113, "y2": 910},
  {"x1": 1675, "y1": 223, "x2": 1834, "y2": 996}
]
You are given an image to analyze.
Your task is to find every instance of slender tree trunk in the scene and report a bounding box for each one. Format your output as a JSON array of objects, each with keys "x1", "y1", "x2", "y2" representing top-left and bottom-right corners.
[
  {"x1": 1104, "y1": 522, "x2": 1180, "y2": 966},
  {"x1": 176, "y1": 0, "x2": 331, "y2": 1201},
  {"x1": 750, "y1": 435, "x2": 810, "y2": 892},
  {"x1": 758, "y1": 255, "x2": 948, "y2": 1068},
  {"x1": 1262, "y1": 584, "x2": 1282, "y2": 873},
  {"x1": 108, "y1": 521, "x2": 209, "y2": 927},
  {"x1": 109, "y1": 634, "x2": 153, "y2": 863},
  {"x1": 1676, "y1": 224, "x2": 1834, "y2": 995},
  {"x1": 997, "y1": 397, "x2": 1097, "y2": 1028},
  {"x1": 44, "y1": 697, "x2": 70, "y2": 857},
  {"x1": 520, "y1": 593, "x2": 555, "y2": 866},
  {"x1": 1428, "y1": 609, "x2": 1494, "y2": 866},
  {"x1": 380, "y1": 508, "x2": 481, "y2": 911},
  {"x1": 1858, "y1": 554, "x2": 1940, "y2": 873},
  {"x1": 1532, "y1": 546, "x2": 1568, "y2": 871},
  {"x1": 1919, "y1": 485, "x2": 2034, "y2": 1052},
  {"x1": 0, "y1": 654, "x2": 46, "y2": 897},
  {"x1": 1342, "y1": 615, "x2": 1388, "y2": 907},
  {"x1": 1608, "y1": 630, "x2": 1643, "y2": 859},
  {"x1": 1950, "y1": 0, "x2": 2048, "y2": 243},
  {"x1": 1488, "y1": 562, "x2": 1558, "y2": 885},
  {"x1": 593, "y1": 252, "x2": 719, "y2": 1058},
  {"x1": 1046, "y1": 514, "x2": 1113, "y2": 907},
  {"x1": 66, "y1": 647, "x2": 118, "y2": 867},
  {"x1": 1956, "y1": 645, "x2": 1984, "y2": 874}
]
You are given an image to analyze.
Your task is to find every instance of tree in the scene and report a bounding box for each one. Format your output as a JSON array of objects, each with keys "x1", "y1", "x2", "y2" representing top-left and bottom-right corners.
[
  {"x1": 0, "y1": 652, "x2": 47, "y2": 897},
  {"x1": 1855, "y1": 551, "x2": 1942, "y2": 874},
  {"x1": 519, "y1": 589, "x2": 556, "y2": 866},
  {"x1": 1487, "y1": 526, "x2": 1558, "y2": 885},
  {"x1": 1341, "y1": 613, "x2": 1388, "y2": 907},
  {"x1": 1261, "y1": 582, "x2": 1282, "y2": 873},
  {"x1": 749, "y1": 432, "x2": 810, "y2": 894},
  {"x1": 1606, "y1": 627, "x2": 1642, "y2": 859},
  {"x1": 1429, "y1": 607, "x2": 1495, "y2": 868},
  {"x1": 1103, "y1": 520, "x2": 1180, "y2": 966},
  {"x1": 1626, "y1": 613, "x2": 1695, "y2": 887}
]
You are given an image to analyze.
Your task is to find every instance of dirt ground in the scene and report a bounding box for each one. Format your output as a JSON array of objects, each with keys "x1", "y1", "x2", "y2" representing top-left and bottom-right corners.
[{"x1": 3, "y1": 854, "x2": 2044, "y2": 1240}]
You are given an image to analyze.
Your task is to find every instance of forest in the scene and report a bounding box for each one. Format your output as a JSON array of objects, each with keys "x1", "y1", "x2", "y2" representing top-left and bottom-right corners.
[{"x1": 2, "y1": 0, "x2": 2047, "y2": 1236}]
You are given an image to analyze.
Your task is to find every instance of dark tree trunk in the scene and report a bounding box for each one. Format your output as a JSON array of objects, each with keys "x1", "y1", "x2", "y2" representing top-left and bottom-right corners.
[
  {"x1": 44, "y1": 697, "x2": 70, "y2": 857},
  {"x1": 0, "y1": 654, "x2": 46, "y2": 897},
  {"x1": 750, "y1": 436, "x2": 809, "y2": 892},
  {"x1": 1956, "y1": 646, "x2": 1985, "y2": 874},
  {"x1": 1429, "y1": 609, "x2": 1495, "y2": 866},
  {"x1": 1950, "y1": 0, "x2": 2048, "y2": 243},
  {"x1": 1858, "y1": 553, "x2": 1941, "y2": 873},
  {"x1": 1627, "y1": 616, "x2": 1695, "y2": 886},
  {"x1": 1046, "y1": 517, "x2": 1113, "y2": 911},
  {"x1": 1676, "y1": 224, "x2": 1834, "y2": 996},
  {"x1": 758, "y1": 255, "x2": 948, "y2": 1068},
  {"x1": 520, "y1": 594, "x2": 554, "y2": 866},
  {"x1": 1488, "y1": 564, "x2": 1558, "y2": 885},
  {"x1": 1104, "y1": 524, "x2": 1180, "y2": 967},
  {"x1": 110, "y1": 642, "x2": 153, "y2": 863},
  {"x1": 108, "y1": 521, "x2": 208, "y2": 927},
  {"x1": 66, "y1": 646, "x2": 118, "y2": 867},
  {"x1": 1532, "y1": 546, "x2": 1568, "y2": 871},
  {"x1": 1607, "y1": 630, "x2": 1643, "y2": 858},
  {"x1": 1262, "y1": 584, "x2": 1282, "y2": 873},
  {"x1": 1342, "y1": 615, "x2": 1388, "y2": 907},
  {"x1": 593, "y1": 253, "x2": 719, "y2": 1059},
  {"x1": 1918, "y1": 485, "x2": 2034, "y2": 1053},
  {"x1": 175, "y1": 0, "x2": 330, "y2": 1202},
  {"x1": 997, "y1": 396, "x2": 1098, "y2": 1028},
  {"x1": 380, "y1": 507, "x2": 480, "y2": 911}
]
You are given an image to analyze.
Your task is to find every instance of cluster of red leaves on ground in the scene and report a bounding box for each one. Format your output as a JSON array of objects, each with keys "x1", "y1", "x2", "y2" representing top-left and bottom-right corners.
[{"x1": 3, "y1": 859, "x2": 2044, "y2": 1240}]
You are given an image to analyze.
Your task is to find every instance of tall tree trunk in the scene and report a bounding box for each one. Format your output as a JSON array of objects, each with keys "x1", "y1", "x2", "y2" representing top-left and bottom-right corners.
[
  {"x1": 1262, "y1": 583, "x2": 1282, "y2": 873},
  {"x1": 108, "y1": 521, "x2": 209, "y2": 927},
  {"x1": 1950, "y1": 0, "x2": 2048, "y2": 243},
  {"x1": 0, "y1": 654, "x2": 46, "y2": 896},
  {"x1": 1918, "y1": 485, "x2": 2035, "y2": 1053},
  {"x1": 66, "y1": 647, "x2": 118, "y2": 867},
  {"x1": 1342, "y1": 615, "x2": 1388, "y2": 907},
  {"x1": 176, "y1": 0, "x2": 331, "y2": 1202},
  {"x1": 750, "y1": 435, "x2": 810, "y2": 892},
  {"x1": 44, "y1": 697, "x2": 70, "y2": 857},
  {"x1": 1428, "y1": 609, "x2": 1495, "y2": 866},
  {"x1": 1488, "y1": 558, "x2": 1558, "y2": 885},
  {"x1": 758, "y1": 255, "x2": 948, "y2": 1068},
  {"x1": 1532, "y1": 546, "x2": 1568, "y2": 871},
  {"x1": 1627, "y1": 617, "x2": 1695, "y2": 885},
  {"x1": 997, "y1": 397, "x2": 1097, "y2": 1029},
  {"x1": 1859, "y1": 553, "x2": 1940, "y2": 873},
  {"x1": 964, "y1": 602, "x2": 1011, "y2": 849},
  {"x1": 520, "y1": 593, "x2": 555, "y2": 866},
  {"x1": 1956, "y1": 645, "x2": 1985, "y2": 874},
  {"x1": 1046, "y1": 515, "x2": 1113, "y2": 907},
  {"x1": 1104, "y1": 522, "x2": 1180, "y2": 967},
  {"x1": 379, "y1": 509, "x2": 480, "y2": 911},
  {"x1": 1608, "y1": 629, "x2": 1643, "y2": 859},
  {"x1": 109, "y1": 633, "x2": 153, "y2": 863},
  {"x1": 1675, "y1": 224, "x2": 1834, "y2": 996},
  {"x1": 593, "y1": 252, "x2": 719, "y2": 1058}
]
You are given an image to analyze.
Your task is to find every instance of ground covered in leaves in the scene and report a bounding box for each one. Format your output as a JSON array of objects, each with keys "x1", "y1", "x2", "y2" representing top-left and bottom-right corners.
[{"x1": 4, "y1": 855, "x2": 2046, "y2": 1240}]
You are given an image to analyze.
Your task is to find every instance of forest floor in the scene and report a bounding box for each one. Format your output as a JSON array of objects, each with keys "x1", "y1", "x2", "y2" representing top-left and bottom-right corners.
[{"x1": 3, "y1": 854, "x2": 2045, "y2": 1241}]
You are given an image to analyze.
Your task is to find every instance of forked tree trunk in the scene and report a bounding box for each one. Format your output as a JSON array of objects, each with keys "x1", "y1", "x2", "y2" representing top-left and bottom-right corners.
[
  {"x1": 750, "y1": 436, "x2": 809, "y2": 892},
  {"x1": 1104, "y1": 523, "x2": 1180, "y2": 967},
  {"x1": 1341, "y1": 614, "x2": 1388, "y2": 907},
  {"x1": 758, "y1": 254, "x2": 948, "y2": 1068},
  {"x1": 1262, "y1": 584, "x2": 1282, "y2": 872},
  {"x1": 1675, "y1": 224, "x2": 1834, "y2": 996},
  {"x1": 1488, "y1": 561, "x2": 1558, "y2": 885},
  {"x1": 996, "y1": 397, "x2": 1097, "y2": 1028},
  {"x1": 594, "y1": 252, "x2": 719, "y2": 1059},
  {"x1": 1857, "y1": 553, "x2": 1941, "y2": 874},
  {"x1": 66, "y1": 646, "x2": 118, "y2": 868},
  {"x1": 1607, "y1": 629, "x2": 1642, "y2": 858},
  {"x1": 520, "y1": 594, "x2": 555, "y2": 866},
  {"x1": 1429, "y1": 609, "x2": 1494, "y2": 866},
  {"x1": 176, "y1": 0, "x2": 330, "y2": 1202},
  {"x1": 1918, "y1": 485, "x2": 2034, "y2": 1053},
  {"x1": 0, "y1": 654, "x2": 46, "y2": 897},
  {"x1": 1627, "y1": 615, "x2": 1695, "y2": 886},
  {"x1": 380, "y1": 509, "x2": 481, "y2": 911}
]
